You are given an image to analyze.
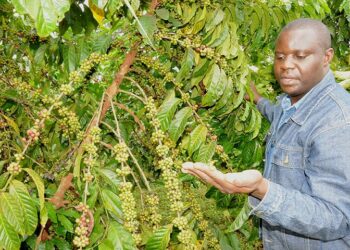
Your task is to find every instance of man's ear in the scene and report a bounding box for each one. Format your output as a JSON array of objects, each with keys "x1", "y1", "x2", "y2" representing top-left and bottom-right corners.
[{"x1": 323, "y1": 48, "x2": 334, "y2": 66}]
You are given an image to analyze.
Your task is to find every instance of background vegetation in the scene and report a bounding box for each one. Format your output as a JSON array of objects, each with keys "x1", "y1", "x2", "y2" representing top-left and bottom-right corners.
[{"x1": 0, "y1": 0, "x2": 349, "y2": 249}]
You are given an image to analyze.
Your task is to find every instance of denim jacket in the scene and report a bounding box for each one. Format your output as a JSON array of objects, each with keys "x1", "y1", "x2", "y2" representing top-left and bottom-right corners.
[{"x1": 248, "y1": 71, "x2": 350, "y2": 249}]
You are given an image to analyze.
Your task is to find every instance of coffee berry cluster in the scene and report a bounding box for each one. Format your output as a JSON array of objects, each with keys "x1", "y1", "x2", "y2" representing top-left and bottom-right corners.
[
  {"x1": 12, "y1": 78, "x2": 41, "y2": 101},
  {"x1": 140, "y1": 193, "x2": 162, "y2": 230},
  {"x1": 173, "y1": 216, "x2": 188, "y2": 231},
  {"x1": 119, "y1": 181, "x2": 141, "y2": 245},
  {"x1": 144, "y1": 88, "x2": 193, "y2": 247},
  {"x1": 59, "y1": 84, "x2": 74, "y2": 95},
  {"x1": 188, "y1": 192, "x2": 220, "y2": 249},
  {"x1": 215, "y1": 145, "x2": 229, "y2": 162},
  {"x1": 114, "y1": 142, "x2": 129, "y2": 163},
  {"x1": 145, "y1": 101, "x2": 184, "y2": 213},
  {"x1": 73, "y1": 203, "x2": 91, "y2": 248},
  {"x1": 145, "y1": 97, "x2": 157, "y2": 119},
  {"x1": 89, "y1": 127, "x2": 101, "y2": 143},
  {"x1": 56, "y1": 106, "x2": 81, "y2": 138},
  {"x1": 83, "y1": 171, "x2": 94, "y2": 182},
  {"x1": 177, "y1": 229, "x2": 195, "y2": 249},
  {"x1": 115, "y1": 164, "x2": 131, "y2": 177},
  {"x1": 7, "y1": 162, "x2": 22, "y2": 176},
  {"x1": 69, "y1": 52, "x2": 108, "y2": 84},
  {"x1": 26, "y1": 128, "x2": 40, "y2": 141},
  {"x1": 38, "y1": 109, "x2": 50, "y2": 119}
]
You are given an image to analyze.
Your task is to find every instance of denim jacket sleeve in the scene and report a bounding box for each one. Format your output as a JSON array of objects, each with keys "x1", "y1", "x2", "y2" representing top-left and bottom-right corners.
[
  {"x1": 256, "y1": 98, "x2": 275, "y2": 123},
  {"x1": 249, "y1": 123, "x2": 350, "y2": 240}
]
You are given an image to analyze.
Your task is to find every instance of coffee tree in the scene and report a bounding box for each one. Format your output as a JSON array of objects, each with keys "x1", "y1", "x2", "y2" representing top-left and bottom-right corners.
[{"x1": 0, "y1": 0, "x2": 349, "y2": 249}]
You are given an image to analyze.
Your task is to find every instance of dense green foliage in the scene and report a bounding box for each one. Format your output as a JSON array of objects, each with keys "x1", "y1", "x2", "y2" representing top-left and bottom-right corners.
[{"x1": 0, "y1": 0, "x2": 349, "y2": 249}]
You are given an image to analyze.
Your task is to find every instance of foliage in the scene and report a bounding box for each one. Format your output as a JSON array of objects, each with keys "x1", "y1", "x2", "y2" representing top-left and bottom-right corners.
[{"x1": 0, "y1": 0, "x2": 349, "y2": 249}]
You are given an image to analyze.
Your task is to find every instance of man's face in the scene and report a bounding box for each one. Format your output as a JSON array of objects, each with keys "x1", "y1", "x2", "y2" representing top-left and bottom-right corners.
[{"x1": 274, "y1": 28, "x2": 333, "y2": 104}]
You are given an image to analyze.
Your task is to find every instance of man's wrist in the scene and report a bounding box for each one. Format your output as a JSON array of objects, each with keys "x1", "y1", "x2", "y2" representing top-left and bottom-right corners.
[
  {"x1": 251, "y1": 178, "x2": 269, "y2": 200},
  {"x1": 254, "y1": 96, "x2": 262, "y2": 105}
]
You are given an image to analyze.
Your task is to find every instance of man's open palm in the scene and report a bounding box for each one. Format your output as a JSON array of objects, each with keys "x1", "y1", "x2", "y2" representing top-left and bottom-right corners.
[{"x1": 182, "y1": 162, "x2": 268, "y2": 199}]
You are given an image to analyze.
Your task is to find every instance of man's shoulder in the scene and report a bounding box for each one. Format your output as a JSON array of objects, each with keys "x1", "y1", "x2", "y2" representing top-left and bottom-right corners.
[{"x1": 313, "y1": 83, "x2": 350, "y2": 125}]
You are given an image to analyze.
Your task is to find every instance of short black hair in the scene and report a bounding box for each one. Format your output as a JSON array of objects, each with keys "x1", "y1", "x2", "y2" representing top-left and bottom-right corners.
[{"x1": 280, "y1": 18, "x2": 331, "y2": 50}]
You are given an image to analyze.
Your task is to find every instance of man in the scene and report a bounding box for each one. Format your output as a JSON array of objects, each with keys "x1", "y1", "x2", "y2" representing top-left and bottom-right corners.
[{"x1": 182, "y1": 18, "x2": 350, "y2": 249}]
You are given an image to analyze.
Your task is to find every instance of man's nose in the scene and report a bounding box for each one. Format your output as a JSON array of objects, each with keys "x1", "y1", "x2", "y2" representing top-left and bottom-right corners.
[{"x1": 281, "y1": 56, "x2": 295, "y2": 70}]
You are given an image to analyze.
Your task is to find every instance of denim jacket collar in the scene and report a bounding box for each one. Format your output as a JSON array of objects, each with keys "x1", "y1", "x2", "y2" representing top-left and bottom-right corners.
[{"x1": 286, "y1": 70, "x2": 337, "y2": 126}]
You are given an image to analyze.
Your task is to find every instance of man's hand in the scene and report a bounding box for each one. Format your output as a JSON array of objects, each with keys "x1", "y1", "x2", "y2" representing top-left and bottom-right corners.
[
  {"x1": 182, "y1": 162, "x2": 268, "y2": 199},
  {"x1": 245, "y1": 82, "x2": 262, "y2": 104}
]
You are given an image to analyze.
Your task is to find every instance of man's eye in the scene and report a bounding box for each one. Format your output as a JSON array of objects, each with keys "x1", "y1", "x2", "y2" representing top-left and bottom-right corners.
[
  {"x1": 275, "y1": 55, "x2": 284, "y2": 60},
  {"x1": 296, "y1": 55, "x2": 306, "y2": 59}
]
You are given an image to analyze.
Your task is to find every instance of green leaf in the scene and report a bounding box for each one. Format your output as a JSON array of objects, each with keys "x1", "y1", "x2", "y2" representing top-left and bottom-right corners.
[
  {"x1": 232, "y1": 81, "x2": 245, "y2": 109},
  {"x1": 106, "y1": 0, "x2": 123, "y2": 19},
  {"x1": 205, "y1": 8, "x2": 225, "y2": 32},
  {"x1": 99, "y1": 221, "x2": 137, "y2": 250},
  {"x1": 240, "y1": 102, "x2": 251, "y2": 122},
  {"x1": 0, "y1": 193, "x2": 25, "y2": 235},
  {"x1": 36, "y1": 3, "x2": 56, "y2": 37},
  {"x1": 252, "y1": 110, "x2": 262, "y2": 139},
  {"x1": 188, "y1": 124, "x2": 208, "y2": 156},
  {"x1": 176, "y1": 48, "x2": 195, "y2": 83},
  {"x1": 93, "y1": 33, "x2": 112, "y2": 53},
  {"x1": 156, "y1": 8, "x2": 169, "y2": 20},
  {"x1": 208, "y1": 23, "x2": 229, "y2": 47},
  {"x1": 52, "y1": 238, "x2": 71, "y2": 250},
  {"x1": 10, "y1": 0, "x2": 40, "y2": 19},
  {"x1": 40, "y1": 204, "x2": 48, "y2": 227},
  {"x1": 63, "y1": 44, "x2": 78, "y2": 72},
  {"x1": 74, "y1": 150, "x2": 83, "y2": 189},
  {"x1": 89, "y1": 219, "x2": 104, "y2": 247},
  {"x1": 100, "y1": 189, "x2": 123, "y2": 220},
  {"x1": 226, "y1": 200, "x2": 251, "y2": 233},
  {"x1": 23, "y1": 168, "x2": 45, "y2": 211},
  {"x1": 0, "y1": 114, "x2": 20, "y2": 136},
  {"x1": 46, "y1": 202, "x2": 57, "y2": 224},
  {"x1": 57, "y1": 208, "x2": 80, "y2": 219},
  {"x1": 9, "y1": 180, "x2": 38, "y2": 235},
  {"x1": 190, "y1": 58, "x2": 212, "y2": 88},
  {"x1": 168, "y1": 107, "x2": 192, "y2": 142},
  {"x1": 157, "y1": 90, "x2": 181, "y2": 131},
  {"x1": 0, "y1": 172, "x2": 10, "y2": 189},
  {"x1": 214, "y1": 76, "x2": 234, "y2": 112},
  {"x1": 202, "y1": 64, "x2": 225, "y2": 107},
  {"x1": 11, "y1": 0, "x2": 70, "y2": 37},
  {"x1": 60, "y1": 3, "x2": 98, "y2": 35},
  {"x1": 0, "y1": 210, "x2": 20, "y2": 250},
  {"x1": 34, "y1": 44, "x2": 48, "y2": 65},
  {"x1": 194, "y1": 141, "x2": 216, "y2": 163},
  {"x1": 138, "y1": 15, "x2": 157, "y2": 40},
  {"x1": 250, "y1": 12, "x2": 260, "y2": 35},
  {"x1": 22, "y1": 168, "x2": 47, "y2": 227},
  {"x1": 57, "y1": 214, "x2": 73, "y2": 233},
  {"x1": 181, "y1": 3, "x2": 198, "y2": 24},
  {"x1": 189, "y1": 6, "x2": 207, "y2": 34},
  {"x1": 145, "y1": 225, "x2": 173, "y2": 250},
  {"x1": 245, "y1": 109, "x2": 256, "y2": 133},
  {"x1": 95, "y1": 168, "x2": 120, "y2": 190},
  {"x1": 0, "y1": 161, "x2": 6, "y2": 173}
]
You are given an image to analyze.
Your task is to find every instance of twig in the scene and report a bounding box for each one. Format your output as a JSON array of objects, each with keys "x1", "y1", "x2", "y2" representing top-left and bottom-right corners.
[
  {"x1": 109, "y1": 96, "x2": 151, "y2": 191},
  {"x1": 80, "y1": 0, "x2": 159, "y2": 144},
  {"x1": 124, "y1": 76, "x2": 148, "y2": 99},
  {"x1": 48, "y1": 173, "x2": 74, "y2": 209},
  {"x1": 100, "y1": 121, "x2": 120, "y2": 139},
  {"x1": 114, "y1": 102, "x2": 145, "y2": 131},
  {"x1": 79, "y1": 44, "x2": 139, "y2": 149},
  {"x1": 118, "y1": 89, "x2": 145, "y2": 102}
]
